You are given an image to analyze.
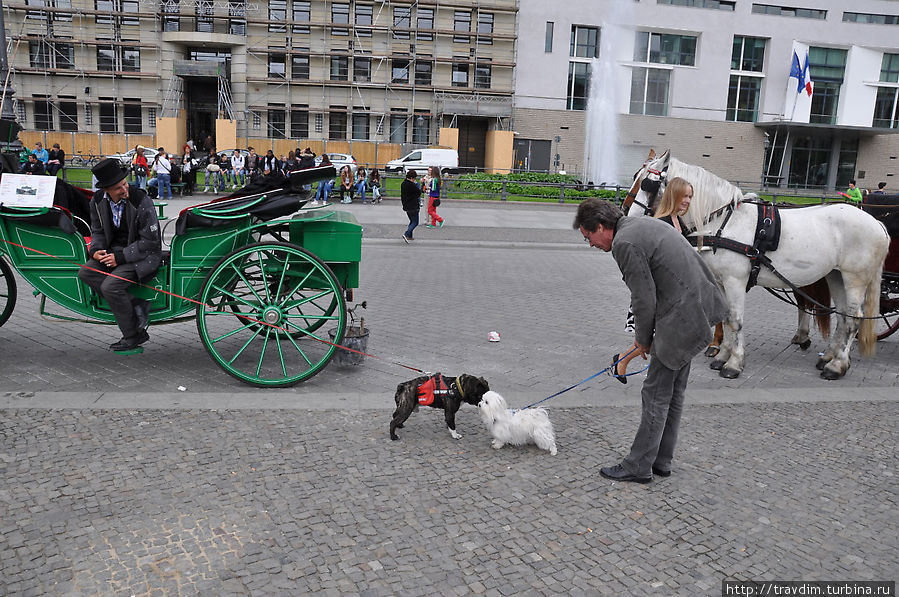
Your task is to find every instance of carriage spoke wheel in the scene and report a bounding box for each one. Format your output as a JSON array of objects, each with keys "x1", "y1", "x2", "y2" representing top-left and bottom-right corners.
[
  {"x1": 197, "y1": 242, "x2": 346, "y2": 387},
  {"x1": 0, "y1": 257, "x2": 17, "y2": 327},
  {"x1": 876, "y1": 275, "x2": 899, "y2": 341}
]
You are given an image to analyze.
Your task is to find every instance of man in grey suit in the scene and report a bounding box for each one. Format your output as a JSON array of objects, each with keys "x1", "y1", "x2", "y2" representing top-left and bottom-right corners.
[{"x1": 574, "y1": 199, "x2": 727, "y2": 483}]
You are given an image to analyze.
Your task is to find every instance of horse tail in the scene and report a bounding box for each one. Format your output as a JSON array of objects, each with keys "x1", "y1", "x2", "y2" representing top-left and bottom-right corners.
[
  {"x1": 858, "y1": 263, "x2": 883, "y2": 357},
  {"x1": 808, "y1": 278, "x2": 831, "y2": 339}
]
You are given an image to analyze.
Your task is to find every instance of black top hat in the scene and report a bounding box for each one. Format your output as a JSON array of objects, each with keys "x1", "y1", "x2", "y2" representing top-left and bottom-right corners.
[{"x1": 92, "y1": 157, "x2": 129, "y2": 188}]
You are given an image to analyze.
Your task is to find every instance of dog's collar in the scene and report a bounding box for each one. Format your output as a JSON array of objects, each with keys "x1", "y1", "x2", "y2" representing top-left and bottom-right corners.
[{"x1": 454, "y1": 376, "x2": 464, "y2": 399}]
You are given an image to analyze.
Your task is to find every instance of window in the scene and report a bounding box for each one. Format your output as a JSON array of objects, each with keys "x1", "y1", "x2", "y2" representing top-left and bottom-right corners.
[
  {"x1": 331, "y1": 56, "x2": 349, "y2": 81},
  {"x1": 634, "y1": 31, "x2": 697, "y2": 65},
  {"x1": 120, "y1": 0, "x2": 138, "y2": 25},
  {"x1": 355, "y1": 4, "x2": 372, "y2": 37},
  {"x1": 567, "y1": 62, "x2": 589, "y2": 110},
  {"x1": 415, "y1": 60, "x2": 432, "y2": 86},
  {"x1": 314, "y1": 113, "x2": 323, "y2": 133},
  {"x1": 332, "y1": 3, "x2": 349, "y2": 35},
  {"x1": 477, "y1": 12, "x2": 493, "y2": 45},
  {"x1": 268, "y1": 107, "x2": 286, "y2": 138},
  {"x1": 545, "y1": 22, "x2": 554, "y2": 52},
  {"x1": 123, "y1": 98, "x2": 141, "y2": 133},
  {"x1": 452, "y1": 61, "x2": 469, "y2": 87},
  {"x1": 630, "y1": 67, "x2": 670, "y2": 115},
  {"x1": 229, "y1": 0, "x2": 246, "y2": 35},
  {"x1": 196, "y1": 0, "x2": 214, "y2": 33},
  {"x1": 329, "y1": 107, "x2": 347, "y2": 140},
  {"x1": 392, "y1": 58, "x2": 410, "y2": 83},
  {"x1": 29, "y1": 42, "x2": 49, "y2": 69},
  {"x1": 269, "y1": 52, "x2": 286, "y2": 78},
  {"x1": 808, "y1": 46, "x2": 846, "y2": 125},
  {"x1": 393, "y1": 6, "x2": 411, "y2": 39},
  {"x1": 53, "y1": 43, "x2": 75, "y2": 69},
  {"x1": 658, "y1": 0, "x2": 735, "y2": 9},
  {"x1": 726, "y1": 75, "x2": 761, "y2": 121},
  {"x1": 843, "y1": 12, "x2": 899, "y2": 24},
  {"x1": 97, "y1": 44, "x2": 115, "y2": 71},
  {"x1": 58, "y1": 99, "x2": 78, "y2": 131},
  {"x1": 751, "y1": 4, "x2": 826, "y2": 19},
  {"x1": 121, "y1": 47, "x2": 140, "y2": 72},
  {"x1": 389, "y1": 112, "x2": 406, "y2": 143},
  {"x1": 33, "y1": 96, "x2": 52, "y2": 131},
  {"x1": 162, "y1": 0, "x2": 180, "y2": 32},
  {"x1": 454, "y1": 11, "x2": 471, "y2": 43},
  {"x1": 417, "y1": 8, "x2": 434, "y2": 41},
  {"x1": 881, "y1": 53, "x2": 899, "y2": 82},
  {"x1": 570, "y1": 26, "x2": 599, "y2": 59},
  {"x1": 291, "y1": 107, "x2": 309, "y2": 138},
  {"x1": 148, "y1": 107, "x2": 156, "y2": 128},
  {"x1": 731, "y1": 36, "x2": 765, "y2": 72},
  {"x1": 83, "y1": 102, "x2": 91, "y2": 127},
  {"x1": 352, "y1": 111, "x2": 369, "y2": 140},
  {"x1": 412, "y1": 113, "x2": 430, "y2": 144},
  {"x1": 99, "y1": 99, "x2": 118, "y2": 133},
  {"x1": 95, "y1": 0, "x2": 113, "y2": 24},
  {"x1": 474, "y1": 62, "x2": 491, "y2": 89},
  {"x1": 354, "y1": 57, "x2": 371, "y2": 82},
  {"x1": 291, "y1": 53, "x2": 309, "y2": 79},
  {"x1": 292, "y1": 0, "x2": 310, "y2": 34},
  {"x1": 873, "y1": 88, "x2": 899, "y2": 128},
  {"x1": 269, "y1": 0, "x2": 287, "y2": 32}
]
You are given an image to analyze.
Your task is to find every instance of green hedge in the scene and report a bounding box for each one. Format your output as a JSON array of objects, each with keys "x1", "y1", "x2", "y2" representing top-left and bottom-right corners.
[{"x1": 453, "y1": 172, "x2": 618, "y2": 200}]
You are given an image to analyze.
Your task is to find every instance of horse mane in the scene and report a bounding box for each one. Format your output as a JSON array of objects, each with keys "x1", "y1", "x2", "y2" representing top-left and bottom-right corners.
[{"x1": 667, "y1": 158, "x2": 745, "y2": 232}]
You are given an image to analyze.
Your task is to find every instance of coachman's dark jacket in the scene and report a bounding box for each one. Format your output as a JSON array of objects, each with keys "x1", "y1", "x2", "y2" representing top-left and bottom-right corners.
[{"x1": 87, "y1": 185, "x2": 162, "y2": 281}]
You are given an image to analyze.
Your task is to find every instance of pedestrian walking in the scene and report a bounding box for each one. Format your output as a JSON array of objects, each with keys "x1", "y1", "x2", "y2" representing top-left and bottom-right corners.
[
  {"x1": 153, "y1": 148, "x2": 173, "y2": 200},
  {"x1": 132, "y1": 146, "x2": 149, "y2": 190},
  {"x1": 401, "y1": 169, "x2": 422, "y2": 243},
  {"x1": 425, "y1": 166, "x2": 444, "y2": 227}
]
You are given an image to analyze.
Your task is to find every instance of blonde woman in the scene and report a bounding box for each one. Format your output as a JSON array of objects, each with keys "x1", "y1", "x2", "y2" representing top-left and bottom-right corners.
[{"x1": 653, "y1": 176, "x2": 693, "y2": 236}]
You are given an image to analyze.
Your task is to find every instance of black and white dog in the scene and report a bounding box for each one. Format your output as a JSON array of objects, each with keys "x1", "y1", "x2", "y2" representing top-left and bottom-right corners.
[{"x1": 390, "y1": 373, "x2": 490, "y2": 441}]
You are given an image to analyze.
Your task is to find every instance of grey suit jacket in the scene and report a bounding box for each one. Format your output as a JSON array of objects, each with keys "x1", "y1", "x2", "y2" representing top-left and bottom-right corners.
[{"x1": 612, "y1": 216, "x2": 728, "y2": 370}]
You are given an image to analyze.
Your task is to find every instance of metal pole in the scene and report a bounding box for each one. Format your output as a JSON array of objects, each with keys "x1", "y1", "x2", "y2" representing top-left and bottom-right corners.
[{"x1": 0, "y1": 0, "x2": 24, "y2": 152}]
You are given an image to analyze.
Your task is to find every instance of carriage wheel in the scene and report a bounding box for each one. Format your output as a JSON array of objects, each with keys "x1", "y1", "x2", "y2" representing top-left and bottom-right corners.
[
  {"x1": 0, "y1": 257, "x2": 17, "y2": 327},
  {"x1": 197, "y1": 242, "x2": 346, "y2": 387},
  {"x1": 876, "y1": 275, "x2": 899, "y2": 340}
]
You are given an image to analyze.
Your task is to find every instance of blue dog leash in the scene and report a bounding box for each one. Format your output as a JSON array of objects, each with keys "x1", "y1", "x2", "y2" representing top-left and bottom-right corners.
[{"x1": 518, "y1": 347, "x2": 649, "y2": 411}]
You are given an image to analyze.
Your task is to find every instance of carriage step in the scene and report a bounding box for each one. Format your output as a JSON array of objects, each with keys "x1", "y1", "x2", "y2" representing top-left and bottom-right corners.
[{"x1": 113, "y1": 347, "x2": 144, "y2": 356}]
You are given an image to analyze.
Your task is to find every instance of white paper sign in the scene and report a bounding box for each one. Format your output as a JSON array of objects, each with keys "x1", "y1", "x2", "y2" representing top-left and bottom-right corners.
[{"x1": 0, "y1": 173, "x2": 57, "y2": 208}]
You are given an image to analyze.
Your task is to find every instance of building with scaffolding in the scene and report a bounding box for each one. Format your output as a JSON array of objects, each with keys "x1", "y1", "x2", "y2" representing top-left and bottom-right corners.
[
  {"x1": 515, "y1": 0, "x2": 899, "y2": 190},
  {"x1": 3, "y1": 0, "x2": 517, "y2": 171}
]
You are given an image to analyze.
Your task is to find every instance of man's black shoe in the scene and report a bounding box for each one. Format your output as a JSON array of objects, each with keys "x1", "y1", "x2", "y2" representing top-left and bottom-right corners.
[
  {"x1": 110, "y1": 329, "x2": 150, "y2": 352},
  {"x1": 600, "y1": 464, "x2": 652, "y2": 484},
  {"x1": 134, "y1": 300, "x2": 151, "y2": 331},
  {"x1": 652, "y1": 466, "x2": 671, "y2": 478}
]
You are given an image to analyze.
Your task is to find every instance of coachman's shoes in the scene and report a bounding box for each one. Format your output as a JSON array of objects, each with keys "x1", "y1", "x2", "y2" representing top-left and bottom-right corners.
[
  {"x1": 600, "y1": 464, "x2": 652, "y2": 484},
  {"x1": 110, "y1": 329, "x2": 150, "y2": 352}
]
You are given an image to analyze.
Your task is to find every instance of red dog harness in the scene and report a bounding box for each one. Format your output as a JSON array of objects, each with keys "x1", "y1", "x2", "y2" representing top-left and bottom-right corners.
[{"x1": 417, "y1": 373, "x2": 456, "y2": 406}]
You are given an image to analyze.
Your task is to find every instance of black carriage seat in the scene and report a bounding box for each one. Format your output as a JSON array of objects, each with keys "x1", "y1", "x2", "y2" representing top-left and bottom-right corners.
[
  {"x1": 174, "y1": 165, "x2": 337, "y2": 235},
  {"x1": 862, "y1": 193, "x2": 899, "y2": 238}
]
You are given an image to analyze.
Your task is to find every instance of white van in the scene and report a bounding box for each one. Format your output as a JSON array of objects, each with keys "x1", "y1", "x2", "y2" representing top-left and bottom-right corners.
[{"x1": 386, "y1": 148, "x2": 458, "y2": 175}]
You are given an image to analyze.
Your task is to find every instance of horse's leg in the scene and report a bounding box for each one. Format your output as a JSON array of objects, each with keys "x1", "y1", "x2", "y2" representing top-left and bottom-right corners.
[
  {"x1": 817, "y1": 272, "x2": 844, "y2": 370},
  {"x1": 705, "y1": 323, "x2": 723, "y2": 358},
  {"x1": 791, "y1": 297, "x2": 812, "y2": 350},
  {"x1": 820, "y1": 271, "x2": 874, "y2": 380},
  {"x1": 712, "y1": 277, "x2": 746, "y2": 379}
]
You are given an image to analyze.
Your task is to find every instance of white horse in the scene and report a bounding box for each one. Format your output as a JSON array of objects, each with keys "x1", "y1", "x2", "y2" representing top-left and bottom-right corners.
[{"x1": 627, "y1": 149, "x2": 889, "y2": 380}]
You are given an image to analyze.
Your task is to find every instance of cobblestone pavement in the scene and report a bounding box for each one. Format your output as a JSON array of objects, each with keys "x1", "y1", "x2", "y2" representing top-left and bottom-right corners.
[{"x1": 1, "y1": 201, "x2": 898, "y2": 595}]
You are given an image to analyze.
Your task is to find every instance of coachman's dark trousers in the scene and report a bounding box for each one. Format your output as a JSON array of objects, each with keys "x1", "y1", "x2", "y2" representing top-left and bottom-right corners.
[{"x1": 78, "y1": 260, "x2": 141, "y2": 339}]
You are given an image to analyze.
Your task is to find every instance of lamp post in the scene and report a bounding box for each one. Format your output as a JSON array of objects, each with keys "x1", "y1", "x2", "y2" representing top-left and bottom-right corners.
[{"x1": 761, "y1": 132, "x2": 770, "y2": 191}]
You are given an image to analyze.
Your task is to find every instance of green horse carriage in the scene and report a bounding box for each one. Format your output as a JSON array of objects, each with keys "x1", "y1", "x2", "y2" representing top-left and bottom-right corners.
[{"x1": 0, "y1": 166, "x2": 363, "y2": 387}]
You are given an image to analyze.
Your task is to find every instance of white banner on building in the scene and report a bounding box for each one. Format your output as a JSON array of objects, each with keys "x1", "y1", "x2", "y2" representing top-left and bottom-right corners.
[{"x1": 784, "y1": 41, "x2": 815, "y2": 123}]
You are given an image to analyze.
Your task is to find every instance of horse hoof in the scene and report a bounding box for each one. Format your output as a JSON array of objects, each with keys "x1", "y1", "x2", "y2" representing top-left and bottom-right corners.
[
  {"x1": 820, "y1": 368, "x2": 842, "y2": 381},
  {"x1": 798, "y1": 339, "x2": 811, "y2": 350},
  {"x1": 815, "y1": 358, "x2": 828, "y2": 371},
  {"x1": 719, "y1": 367, "x2": 741, "y2": 379},
  {"x1": 710, "y1": 360, "x2": 724, "y2": 371},
  {"x1": 704, "y1": 346, "x2": 720, "y2": 358}
]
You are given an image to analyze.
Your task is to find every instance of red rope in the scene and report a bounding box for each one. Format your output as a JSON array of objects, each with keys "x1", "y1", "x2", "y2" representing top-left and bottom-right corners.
[{"x1": 0, "y1": 237, "x2": 423, "y2": 372}]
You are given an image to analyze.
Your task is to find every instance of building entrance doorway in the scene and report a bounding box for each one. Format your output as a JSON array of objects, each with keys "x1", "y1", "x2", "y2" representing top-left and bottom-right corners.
[
  {"x1": 457, "y1": 117, "x2": 488, "y2": 171},
  {"x1": 185, "y1": 78, "x2": 217, "y2": 152}
]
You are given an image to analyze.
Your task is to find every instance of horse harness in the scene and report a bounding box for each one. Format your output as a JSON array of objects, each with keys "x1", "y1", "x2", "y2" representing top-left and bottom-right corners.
[
  {"x1": 417, "y1": 373, "x2": 465, "y2": 406},
  {"x1": 687, "y1": 201, "x2": 783, "y2": 292}
]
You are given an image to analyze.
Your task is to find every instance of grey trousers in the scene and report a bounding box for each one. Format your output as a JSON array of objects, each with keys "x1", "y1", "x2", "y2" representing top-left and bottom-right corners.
[
  {"x1": 621, "y1": 357, "x2": 691, "y2": 476},
  {"x1": 78, "y1": 260, "x2": 140, "y2": 339}
]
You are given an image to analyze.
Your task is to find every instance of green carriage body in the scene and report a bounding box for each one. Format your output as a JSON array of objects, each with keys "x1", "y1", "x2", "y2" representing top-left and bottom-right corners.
[{"x1": 0, "y1": 194, "x2": 363, "y2": 387}]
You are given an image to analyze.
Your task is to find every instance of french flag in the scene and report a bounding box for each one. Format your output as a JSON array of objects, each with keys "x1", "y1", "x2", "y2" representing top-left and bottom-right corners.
[{"x1": 801, "y1": 53, "x2": 813, "y2": 96}]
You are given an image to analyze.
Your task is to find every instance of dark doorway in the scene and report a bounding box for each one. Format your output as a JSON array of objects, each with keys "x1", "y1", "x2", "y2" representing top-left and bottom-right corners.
[
  {"x1": 185, "y1": 78, "x2": 218, "y2": 151},
  {"x1": 457, "y1": 117, "x2": 488, "y2": 170},
  {"x1": 513, "y1": 138, "x2": 551, "y2": 172}
]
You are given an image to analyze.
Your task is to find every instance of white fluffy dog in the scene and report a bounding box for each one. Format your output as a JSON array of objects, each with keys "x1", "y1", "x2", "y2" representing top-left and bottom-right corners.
[{"x1": 477, "y1": 391, "x2": 557, "y2": 455}]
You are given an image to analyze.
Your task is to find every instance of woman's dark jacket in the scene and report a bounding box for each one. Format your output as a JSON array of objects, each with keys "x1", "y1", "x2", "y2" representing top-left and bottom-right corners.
[{"x1": 401, "y1": 179, "x2": 422, "y2": 212}]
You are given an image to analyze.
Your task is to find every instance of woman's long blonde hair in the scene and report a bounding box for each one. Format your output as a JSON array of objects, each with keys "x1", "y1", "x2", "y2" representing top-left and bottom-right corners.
[{"x1": 654, "y1": 177, "x2": 693, "y2": 220}]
